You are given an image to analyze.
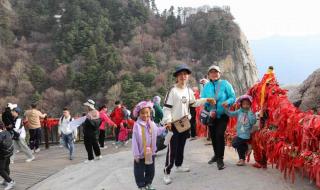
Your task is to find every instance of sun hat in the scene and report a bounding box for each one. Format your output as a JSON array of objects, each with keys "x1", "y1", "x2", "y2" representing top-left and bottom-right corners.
[
  {"x1": 208, "y1": 65, "x2": 221, "y2": 73},
  {"x1": 173, "y1": 64, "x2": 192, "y2": 77},
  {"x1": 83, "y1": 99, "x2": 95, "y2": 110}
]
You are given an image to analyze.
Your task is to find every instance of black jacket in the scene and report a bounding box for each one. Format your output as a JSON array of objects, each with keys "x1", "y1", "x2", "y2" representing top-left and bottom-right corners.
[
  {"x1": 2, "y1": 108, "x2": 14, "y2": 128},
  {"x1": 82, "y1": 118, "x2": 101, "y2": 138},
  {"x1": 0, "y1": 130, "x2": 14, "y2": 159}
]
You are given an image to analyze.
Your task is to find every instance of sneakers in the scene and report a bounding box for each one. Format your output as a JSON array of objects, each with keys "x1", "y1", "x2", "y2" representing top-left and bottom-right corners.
[
  {"x1": 1, "y1": 180, "x2": 7, "y2": 186},
  {"x1": 84, "y1": 160, "x2": 94, "y2": 164},
  {"x1": 236, "y1": 159, "x2": 245, "y2": 166},
  {"x1": 176, "y1": 166, "x2": 190, "y2": 173},
  {"x1": 34, "y1": 148, "x2": 40, "y2": 153},
  {"x1": 217, "y1": 159, "x2": 225, "y2": 170},
  {"x1": 4, "y1": 180, "x2": 15, "y2": 190},
  {"x1": 97, "y1": 155, "x2": 103, "y2": 160},
  {"x1": 208, "y1": 156, "x2": 217, "y2": 164},
  {"x1": 146, "y1": 184, "x2": 156, "y2": 190},
  {"x1": 189, "y1": 137, "x2": 196, "y2": 141},
  {"x1": 26, "y1": 156, "x2": 35, "y2": 162},
  {"x1": 163, "y1": 174, "x2": 172, "y2": 185}
]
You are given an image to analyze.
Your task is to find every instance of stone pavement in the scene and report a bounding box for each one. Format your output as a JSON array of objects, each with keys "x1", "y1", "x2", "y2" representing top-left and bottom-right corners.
[
  {"x1": 8, "y1": 141, "x2": 130, "y2": 190},
  {"x1": 28, "y1": 138, "x2": 316, "y2": 190}
]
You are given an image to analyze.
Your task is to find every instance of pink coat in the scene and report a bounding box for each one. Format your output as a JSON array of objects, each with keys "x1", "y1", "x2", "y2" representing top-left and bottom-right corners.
[
  {"x1": 99, "y1": 111, "x2": 116, "y2": 130},
  {"x1": 118, "y1": 125, "x2": 128, "y2": 142}
]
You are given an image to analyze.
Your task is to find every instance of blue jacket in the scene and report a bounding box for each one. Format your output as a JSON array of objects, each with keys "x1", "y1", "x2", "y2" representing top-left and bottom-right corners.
[
  {"x1": 225, "y1": 108, "x2": 256, "y2": 139},
  {"x1": 201, "y1": 79, "x2": 236, "y2": 118}
]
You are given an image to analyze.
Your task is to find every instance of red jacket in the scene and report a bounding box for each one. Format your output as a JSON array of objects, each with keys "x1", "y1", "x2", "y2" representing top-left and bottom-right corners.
[
  {"x1": 110, "y1": 107, "x2": 124, "y2": 126},
  {"x1": 99, "y1": 110, "x2": 116, "y2": 130}
]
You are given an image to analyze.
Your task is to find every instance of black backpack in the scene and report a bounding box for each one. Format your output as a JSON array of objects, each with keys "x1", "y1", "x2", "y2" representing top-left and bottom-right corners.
[
  {"x1": 60, "y1": 116, "x2": 73, "y2": 123},
  {"x1": 0, "y1": 130, "x2": 14, "y2": 158}
]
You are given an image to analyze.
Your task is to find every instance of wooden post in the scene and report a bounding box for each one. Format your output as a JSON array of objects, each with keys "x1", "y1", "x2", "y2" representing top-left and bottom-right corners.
[{"x1": 43, "y1": 117, "x2": 49, "y2": 149}]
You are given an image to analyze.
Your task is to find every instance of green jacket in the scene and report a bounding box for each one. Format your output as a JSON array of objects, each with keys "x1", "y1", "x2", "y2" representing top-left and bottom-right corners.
[{"x1": 153, "y1": 103, "x2": 163, "y2": 124}]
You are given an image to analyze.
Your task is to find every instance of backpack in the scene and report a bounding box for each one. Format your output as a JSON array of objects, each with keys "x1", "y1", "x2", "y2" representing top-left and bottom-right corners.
[
  {"x1": 60, "y1": 116, "x2": 73, "y2": 123},
  {"x1": 0, "y1": 131, "x2": 14, "y2": 158}
]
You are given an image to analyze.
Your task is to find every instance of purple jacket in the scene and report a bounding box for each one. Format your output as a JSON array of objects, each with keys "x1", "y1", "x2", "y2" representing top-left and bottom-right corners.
[{"x1": 132, "y1": 118, "x2": 166, "y2": 159}]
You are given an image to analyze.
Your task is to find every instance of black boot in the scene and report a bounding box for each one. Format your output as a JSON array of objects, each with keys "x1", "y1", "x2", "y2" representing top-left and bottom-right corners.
[
  {"x1": 217, "y1": 159, "x2": 225, "y2": 170},
  {"x1": 208, "y1": 156, "x2": 217, "y2": 164}
]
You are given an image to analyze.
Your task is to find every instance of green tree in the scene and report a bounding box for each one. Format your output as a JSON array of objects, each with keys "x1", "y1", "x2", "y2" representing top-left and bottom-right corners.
[
  {"x1": 143, "y1": 52, "x2": 156, "y2": 67},
  {"x1": 29, "y1": 65, "x2": 47, "y2": 92}
]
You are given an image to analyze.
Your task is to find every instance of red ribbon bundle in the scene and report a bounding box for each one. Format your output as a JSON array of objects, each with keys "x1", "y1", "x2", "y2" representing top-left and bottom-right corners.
[
  {"x1": 226, "y1": 68, "x2": 320, "y2": 187},
  {"x1": 41, "y1": 118, "x2": 60, "y2": 130}
]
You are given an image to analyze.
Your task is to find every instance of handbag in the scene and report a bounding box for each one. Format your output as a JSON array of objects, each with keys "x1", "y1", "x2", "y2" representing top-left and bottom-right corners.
[
  {"x1": 200, "y1": 109, "x2": 210, "y2": 125},
  {"x1": 172, "y1": 115, "x2": 191, "y2": 133}
]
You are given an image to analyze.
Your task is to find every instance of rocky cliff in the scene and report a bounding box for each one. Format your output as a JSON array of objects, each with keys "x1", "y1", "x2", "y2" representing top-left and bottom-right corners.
[
  {"x1": 0, "y1": 1, "x2": 258, "y2": 115},
  {"x1": 218, "y1": 32, "x2": 258, "y2": 95},
  {"x1": 288, "y1": 69, "x2": 320, "y2": 112}
]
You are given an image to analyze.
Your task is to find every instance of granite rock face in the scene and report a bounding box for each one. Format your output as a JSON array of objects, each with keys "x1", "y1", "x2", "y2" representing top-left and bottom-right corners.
[
  {"x1": 288, "y1": 68, "x2": 320, "y2": 112},
  {"x1": 217, "y1": 32, "x2": 259, "y2": 95}
]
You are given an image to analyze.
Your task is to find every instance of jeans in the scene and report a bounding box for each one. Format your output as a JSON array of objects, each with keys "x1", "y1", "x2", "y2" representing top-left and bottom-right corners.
[{"x1": 62, "y1": 133, "x2": 75, "y2": 158}]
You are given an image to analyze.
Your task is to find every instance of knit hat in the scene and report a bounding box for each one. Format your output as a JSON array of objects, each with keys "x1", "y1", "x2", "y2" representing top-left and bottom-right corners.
[
  {"x1": 237, "y1": 95, "x2": 253, "y2": 104},
  {"x1": 133, "y1": 101, "x2": 154, "y2": 118}
]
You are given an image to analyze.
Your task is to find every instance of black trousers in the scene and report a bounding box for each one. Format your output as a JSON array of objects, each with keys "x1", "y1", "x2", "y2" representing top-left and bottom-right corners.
[
  {"x1": 134, "y1": 157, "x2": 155, "y2": 188},
  {"x1": 208, "y1": 115, "x2": 229, "y2": 160},
  {"x1": 115, "y1": 126, "x2": 120, "y2": 141},
  {"x1": 232, "y1": 136, "x2": 249, "y2": 160},
  {"x1": 190, "y1": 107, "x2": 197, "y2": 138},
  {"x1": 84, "y1": 135, "x2": 101, "y2": 160},
  {"x1": 29, "y1": 128, "x2": 41, "y2": 150},
  {"x1": 98, "y1": 130, "x2": 105, "y2": 147},
  {"x1": 0, "y1": 157, "x2": 12, "y2": 182},
  {"x1": 164, "y1": 126, "x2": 189, "y2": 174}
]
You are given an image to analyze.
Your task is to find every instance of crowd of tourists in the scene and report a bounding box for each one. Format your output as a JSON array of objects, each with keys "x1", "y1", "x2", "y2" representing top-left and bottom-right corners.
[{"x1": 0, "y1": 64, "x2": 258, "y2": 190}]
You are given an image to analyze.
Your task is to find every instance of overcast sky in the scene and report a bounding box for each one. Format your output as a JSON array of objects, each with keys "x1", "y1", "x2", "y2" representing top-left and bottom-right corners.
[{"x1": 155, "y1": 0, "x2": 320, "y2": 40}]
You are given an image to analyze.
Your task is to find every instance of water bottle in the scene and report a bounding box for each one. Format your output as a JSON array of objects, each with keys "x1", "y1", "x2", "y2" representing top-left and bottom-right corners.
[{"x1": 145, "y1": 147, "x2": 153, "y2": 165}]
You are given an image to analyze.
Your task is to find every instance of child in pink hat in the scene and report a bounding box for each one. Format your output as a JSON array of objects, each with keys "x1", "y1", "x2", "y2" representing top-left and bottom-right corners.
[{"x1": 132, "y1": 101, "x2": 169, "y2": 190}]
